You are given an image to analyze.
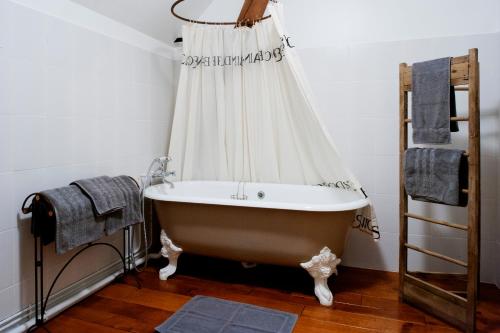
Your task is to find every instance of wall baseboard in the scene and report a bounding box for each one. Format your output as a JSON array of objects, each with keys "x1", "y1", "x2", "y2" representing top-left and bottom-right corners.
[{"x1": 0, "y1": 254, "x2": 145, "y2": 333}]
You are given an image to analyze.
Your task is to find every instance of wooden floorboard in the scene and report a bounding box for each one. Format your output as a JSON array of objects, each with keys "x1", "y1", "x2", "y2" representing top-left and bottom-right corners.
[
  {"x1": 40, "y1": 314, "x2": 129, "y2": 333},
  {"x1": 34, "y1": 254, "x2": 500, "y2": 332},
  {"x1": 69, "y1": 295, "x2": 172, "y2": 328}
]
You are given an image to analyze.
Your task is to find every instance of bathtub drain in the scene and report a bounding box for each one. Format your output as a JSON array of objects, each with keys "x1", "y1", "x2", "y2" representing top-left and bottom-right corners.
[{"x1": 257, "y1": 191, "x2": 265, "y2": 199}]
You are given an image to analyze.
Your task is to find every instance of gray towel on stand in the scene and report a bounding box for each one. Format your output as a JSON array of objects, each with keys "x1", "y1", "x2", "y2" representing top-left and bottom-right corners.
[
  {"x1": 41, "y1": 185, "x2": 105, "y2": 254},
  {"x1": 412, "y1": 57, "x2": 458, "y2": 144},
  {"x1": 71, "y1": 176, "x2": 126, "y2": 216},
  {"x1": 404, "y1": 148, "x2": 467, "y2": 206},
  {"x1": 105, "y1": 175, "x2": 143, "y2": 235}
]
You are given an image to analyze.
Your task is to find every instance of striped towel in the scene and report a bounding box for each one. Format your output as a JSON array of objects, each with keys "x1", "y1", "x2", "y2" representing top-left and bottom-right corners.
[
  {"x1": 105, "y1": 175, "x2": 143, "y2": 235},
  {"x1": 41, "y1": 185, "x2": 105, "y2": 254}
]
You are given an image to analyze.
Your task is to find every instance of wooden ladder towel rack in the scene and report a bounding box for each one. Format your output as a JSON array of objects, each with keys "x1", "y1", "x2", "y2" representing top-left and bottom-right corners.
[{"x1": 399, "y1": 48, "x2": 480, "y2": 333}]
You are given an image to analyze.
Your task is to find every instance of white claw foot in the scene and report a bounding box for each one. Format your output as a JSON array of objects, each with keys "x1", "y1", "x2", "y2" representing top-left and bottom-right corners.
[
  {"x1": 159, "y1": 230, "x2": 183, "y2": 280},
  {"x1": 300, "y1": 247, "x2": 341, "y2": 306}
]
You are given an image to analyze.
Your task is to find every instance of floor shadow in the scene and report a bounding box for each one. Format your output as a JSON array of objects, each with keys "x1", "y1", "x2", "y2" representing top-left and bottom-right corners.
[{"x1": 151, "y1": 253, "x2": 386, "y2": 297}]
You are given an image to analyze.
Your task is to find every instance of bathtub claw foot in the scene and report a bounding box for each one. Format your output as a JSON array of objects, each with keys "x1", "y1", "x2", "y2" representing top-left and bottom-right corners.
[
  {"x1": 300, "y1": 247, "x2": 341, "y2": 306},
  {"x1": 159, "y1": 230, "x2": 183, "y2": 280}
]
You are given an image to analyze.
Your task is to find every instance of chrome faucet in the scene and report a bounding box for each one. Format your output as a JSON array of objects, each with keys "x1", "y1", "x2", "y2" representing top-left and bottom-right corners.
[
  {"x1": 153, "y1": 156, "x2": 176, "y2": 189},
  {"x1": 231, "y1": 181, "x2": 247, "y2": 200},
  {"x1": 162, "y1": 157, "x2": 176, "y2": 189}
]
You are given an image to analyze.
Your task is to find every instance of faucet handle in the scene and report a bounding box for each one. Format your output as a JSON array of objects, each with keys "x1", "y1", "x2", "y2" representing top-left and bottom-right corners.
[{"x1": 166, "y1": 171, "x2": 176, "y2": 177}]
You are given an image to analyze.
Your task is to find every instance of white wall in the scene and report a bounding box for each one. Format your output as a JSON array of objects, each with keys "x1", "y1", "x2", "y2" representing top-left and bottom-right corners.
[
  {"x1": 69, "y1": 0, "x2": 214, "y2": 44},
  {"x1": 0, "y1": 0, "x2": 178, "y2": 322},
  {"x1": 202, "y1": 0, "x2": 500, "y2": 48},
  {"x1": 202, "y1": 1, "x2": 500, "y2": 284},
  {"x1": 335, "y1": 34, "x2": 500, "y2": 283}
]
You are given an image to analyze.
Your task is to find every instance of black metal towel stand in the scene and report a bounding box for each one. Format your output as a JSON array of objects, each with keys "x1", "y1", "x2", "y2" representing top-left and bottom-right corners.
[{"x1": 21, "y1": 194, "x2": 137, "y2": 332}]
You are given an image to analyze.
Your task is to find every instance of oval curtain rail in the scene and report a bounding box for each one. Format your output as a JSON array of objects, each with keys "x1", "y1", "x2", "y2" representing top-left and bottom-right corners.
[{"x1": 171, "y1": 0, "x2": 271, "y2": 26}]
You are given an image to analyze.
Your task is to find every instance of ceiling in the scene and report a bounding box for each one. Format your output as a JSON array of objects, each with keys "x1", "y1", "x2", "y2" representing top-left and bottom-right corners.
[{"x1": 70, "y1": 0, "x2": 215, "y2": 44}]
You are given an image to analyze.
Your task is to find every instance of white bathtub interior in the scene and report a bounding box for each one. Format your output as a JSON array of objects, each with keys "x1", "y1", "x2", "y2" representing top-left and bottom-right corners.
[{"x1": 144, "y1": 181, "x2": 369, "y2": 212}]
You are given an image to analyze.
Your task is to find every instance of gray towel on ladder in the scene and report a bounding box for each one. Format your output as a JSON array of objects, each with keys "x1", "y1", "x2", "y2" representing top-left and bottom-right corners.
[
  {"x1": 404, "y1": 148, "x2": 467, "y2": 206},
  {"x1": 105, "y1": 175, "x2": 143, "y2": 236},
  {"x1": 40, "y1": 185, "x2": 105, "y2": 254},
  {"x1": 411, "y1": 57, "x2": 458, "y2": 144},
  {"x1": 71, "y1": 176, "x2": 126, "y2": 216}
]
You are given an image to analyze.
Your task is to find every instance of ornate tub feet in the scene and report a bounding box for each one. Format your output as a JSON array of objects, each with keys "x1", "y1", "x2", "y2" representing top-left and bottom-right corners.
[
  {"x1": 159, "y1": 230, "x2": 183, "y2": 280},
  {"x1": 300, "y1": 247, "x2": 341, "y2": 306}
]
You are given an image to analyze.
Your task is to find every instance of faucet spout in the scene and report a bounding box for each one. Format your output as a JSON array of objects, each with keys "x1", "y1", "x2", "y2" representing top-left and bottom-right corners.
[
  {"x1": 164, "y1": 178, "x2": 175, "y2": 189},
  {"x1": 162, "y1": 164, "x2": 176, "y2": 189}
]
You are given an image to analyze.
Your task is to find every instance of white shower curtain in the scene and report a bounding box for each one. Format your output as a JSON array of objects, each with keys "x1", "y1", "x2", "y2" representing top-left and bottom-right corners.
[
  {"x1": 170, "y1": 4, "x2": 356, "y2": 187},
  {"x1": 168, "y1": 2, "x2": 378, "y2": 238}
]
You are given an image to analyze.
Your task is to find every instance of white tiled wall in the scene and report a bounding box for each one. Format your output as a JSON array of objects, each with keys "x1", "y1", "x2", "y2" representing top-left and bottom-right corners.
[
  {"x1": 299, "y1": 33, "x2": 500, "y2": 283},
  {"x1": 0, "y1": 0, "x2": 179, "y2": 321},
  {"x1": 202, "y1": 0, "x2": 500, "y2": 49}
]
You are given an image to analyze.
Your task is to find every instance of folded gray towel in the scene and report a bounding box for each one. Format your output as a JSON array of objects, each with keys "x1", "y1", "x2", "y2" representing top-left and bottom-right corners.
[
  {"x1": 155, "y1": 295, "x2": 297, "y2": 333},
  {"x1": 41, "y1": 185, "x2": 105, "y2": 254},
  {"x1": 412, "y1": 57, "x2": 458, "y2": 144},
  {"x1": 404, "y1": 148, "x2": 467, "y2": 206},
  {"x1": 105, "y1": 175, "x2": 143, "y2": 235},
  {"x1": 71, "y1": 176, "x2": 126, "y2": 216}
]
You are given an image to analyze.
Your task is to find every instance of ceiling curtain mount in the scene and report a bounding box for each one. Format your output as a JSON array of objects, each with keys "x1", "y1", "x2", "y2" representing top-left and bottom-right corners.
[{"x1": 171, "y1": 0, "x2": 271, "y2": 27}]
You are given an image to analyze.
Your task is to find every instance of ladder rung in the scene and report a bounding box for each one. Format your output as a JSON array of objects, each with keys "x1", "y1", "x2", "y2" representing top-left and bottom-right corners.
[
  {"x1": 454, "y1": 86, "x2": 469, "y2": 91},
  {"x1": 404, "y1": 116, "x2": 469, "y2": 123},
  {"x1": 405, "y1": 213, "x2": 468, "y2": 231},
  {"x1": 404, "y1": 273, "x2": 468, "y2": 304},
  {"x1": 404, "y1": 243, "x2": 468, "y2": 267}
]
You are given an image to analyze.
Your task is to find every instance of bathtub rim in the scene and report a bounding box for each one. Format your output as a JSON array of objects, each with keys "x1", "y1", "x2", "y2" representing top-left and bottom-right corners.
[{"x1": 144, "y1": 181, "x2": 369, "y2": 212}]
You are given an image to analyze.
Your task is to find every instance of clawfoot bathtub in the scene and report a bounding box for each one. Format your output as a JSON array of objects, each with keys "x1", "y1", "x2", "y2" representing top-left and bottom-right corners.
[{"x1": 145, "y1": 181, "x2": 368, "y2": 306}]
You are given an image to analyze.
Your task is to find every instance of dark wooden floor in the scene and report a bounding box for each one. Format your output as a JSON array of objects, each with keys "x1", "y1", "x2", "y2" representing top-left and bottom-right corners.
[{"x1": 35, "y1": 254, "x2": 500, "y2": 332}]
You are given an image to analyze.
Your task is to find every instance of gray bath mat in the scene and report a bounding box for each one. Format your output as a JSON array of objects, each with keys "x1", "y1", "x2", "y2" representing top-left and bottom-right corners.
[{"x1": 155, "y1": 295, "x2": 297, "y2": 333}]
